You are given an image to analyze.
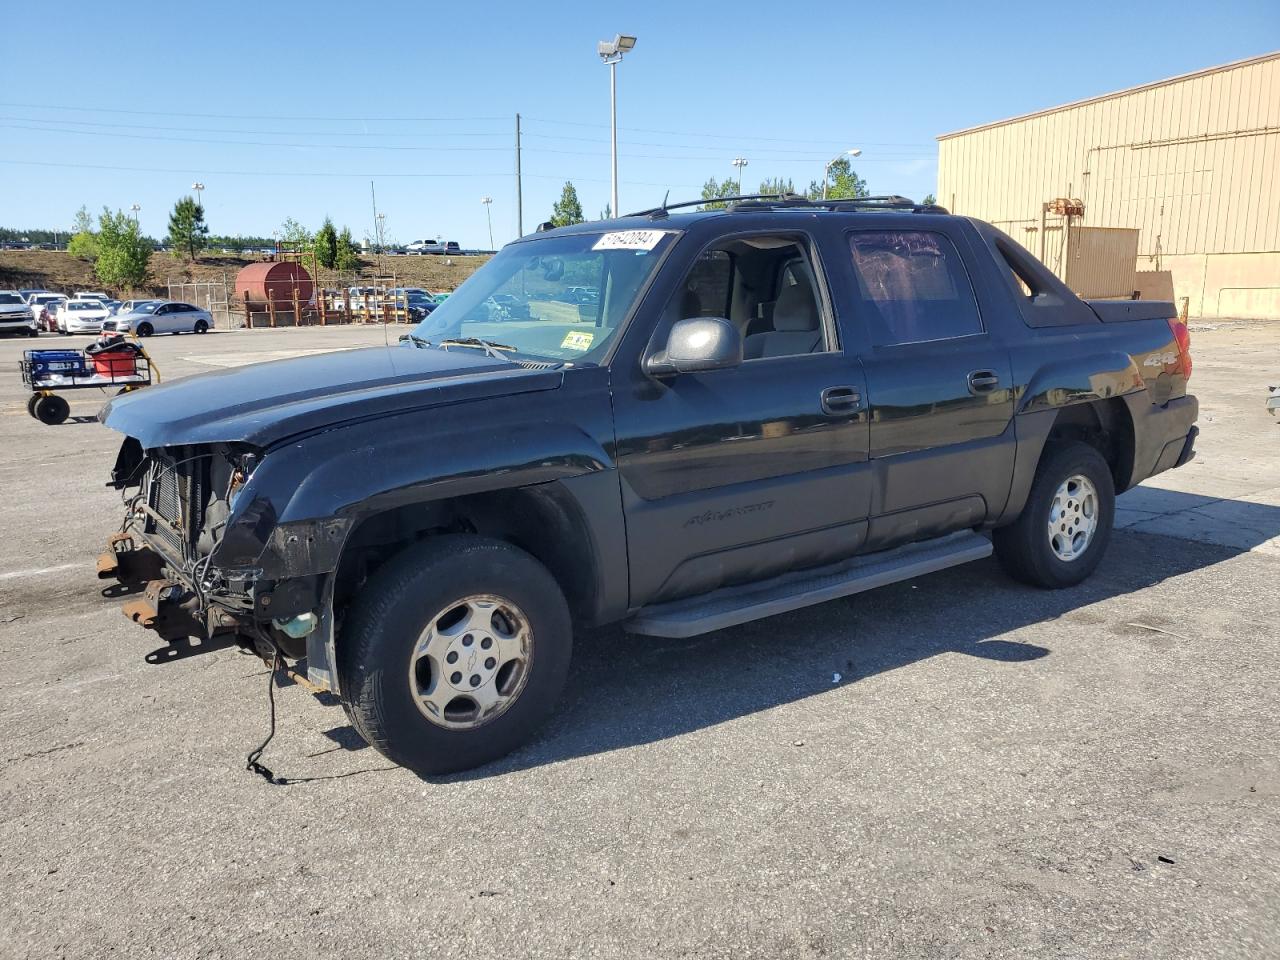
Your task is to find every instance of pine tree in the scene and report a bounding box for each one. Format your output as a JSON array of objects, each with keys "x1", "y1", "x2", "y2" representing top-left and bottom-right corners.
[
  {"x1": 551, "y1": 182, "x2": 585, "y2": 227},
  {"x1": 167, "y1": 196, "x2": 208, "y2": 260}
]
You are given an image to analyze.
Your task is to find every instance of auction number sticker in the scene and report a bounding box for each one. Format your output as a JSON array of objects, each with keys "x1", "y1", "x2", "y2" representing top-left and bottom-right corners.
[
  {"x1": 593, "y1": 230, "x2": 668, "y2": 251},
  {"x1": 561, "y1": 330, "x2": 595, "y2": 351}
]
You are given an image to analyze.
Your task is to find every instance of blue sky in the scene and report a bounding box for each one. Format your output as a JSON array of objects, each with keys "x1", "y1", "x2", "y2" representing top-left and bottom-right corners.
[{"x1": 1, "y1": 0, "x2": 1275, "y2": 249}]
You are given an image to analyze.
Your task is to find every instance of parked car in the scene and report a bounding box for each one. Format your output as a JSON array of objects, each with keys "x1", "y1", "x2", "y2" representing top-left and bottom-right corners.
[
  {"x1": 104, "y1": 301, "x2": 211, "y2": 336},
  {"x1": 20, "y1": 288, "x2": 53, "y2": 302},
  {"x1": 27, "y1": 293, "x2": 67, "y2": 332},
  {"x1": 74, "y1": 290, "x2": 110, "y2": 302},
  {"x1": 444, "y1": 241, "x2": 461, "y2": 255},
  {"x1": 117, "y1": 299, "x2": 162, "y2": 316},
  {"x1": 58, "y1": 298, "x2": 113, "y2": 334},
  {"x1": 0, "y1": 290, "x2": 38, "y2": 336},
  {"x1": 406, "y1": 239, "x2": 446, "y2": 255},
  {"x1": 97, "y1": 197, "x2": 1199, "y2": 777}
]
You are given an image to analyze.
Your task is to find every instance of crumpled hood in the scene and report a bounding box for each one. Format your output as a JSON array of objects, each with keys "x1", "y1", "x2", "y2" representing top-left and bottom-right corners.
[{"x1": 100, "y1": 344, "x2": 562, "y2": 449}]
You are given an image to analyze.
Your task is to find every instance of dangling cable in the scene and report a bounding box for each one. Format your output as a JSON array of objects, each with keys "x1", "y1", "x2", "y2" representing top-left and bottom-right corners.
[{"x1": 245, "y1": 643, "x2": 285, "y2": 785}]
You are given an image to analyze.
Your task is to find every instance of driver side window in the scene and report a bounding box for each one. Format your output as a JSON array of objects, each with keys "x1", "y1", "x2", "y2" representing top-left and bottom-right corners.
[{"x1": 665, "y1": 235, "x2": 833, "y2": 361}]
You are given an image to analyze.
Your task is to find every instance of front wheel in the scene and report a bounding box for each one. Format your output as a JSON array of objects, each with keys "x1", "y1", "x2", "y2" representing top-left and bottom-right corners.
[
  {"x1": 136, "y1": 322, "x2": 153, "y2": 337},
  {"x1": 194, "y1": 319, "x2": 209, "y2": 334},
  {"x1": 993, "y1": 441, "x2": 1115, "y2": 589},
  {"x1": 338, "y1": 536, "x2": 573, "y2": 775}
]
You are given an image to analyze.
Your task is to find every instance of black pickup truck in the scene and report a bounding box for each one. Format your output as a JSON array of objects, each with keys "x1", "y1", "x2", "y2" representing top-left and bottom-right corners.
[{"x1": 98, "y1": 196, "x2": 1198, "y2": 775}]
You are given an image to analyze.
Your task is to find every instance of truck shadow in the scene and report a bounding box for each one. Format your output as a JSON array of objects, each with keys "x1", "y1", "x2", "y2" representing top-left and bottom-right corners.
[{"x1": 442, "y1": 487, "x2": 1280, "y2": 781}]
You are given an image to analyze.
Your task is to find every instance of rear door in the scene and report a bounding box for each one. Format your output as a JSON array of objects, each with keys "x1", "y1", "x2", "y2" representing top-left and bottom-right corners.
[{"x1": 835, "y1": 225, "x2": 1016, "y2": 550}]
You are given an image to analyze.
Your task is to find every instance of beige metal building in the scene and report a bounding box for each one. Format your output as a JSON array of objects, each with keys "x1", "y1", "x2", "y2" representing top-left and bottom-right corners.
[{"x1": 937, "y1": 52, "x2": 1280, "y2": 318}]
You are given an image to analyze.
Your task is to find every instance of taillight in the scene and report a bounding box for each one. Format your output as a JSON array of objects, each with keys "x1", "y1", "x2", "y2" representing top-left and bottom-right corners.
[{"x1": 1167, "y1": 318, "x2": 1192, "y2": 380}]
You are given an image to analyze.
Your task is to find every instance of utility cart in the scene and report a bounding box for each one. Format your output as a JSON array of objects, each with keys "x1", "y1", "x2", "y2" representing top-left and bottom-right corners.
[{"x1": 20, "y1": 338, "x2": 157, "y2": 425}]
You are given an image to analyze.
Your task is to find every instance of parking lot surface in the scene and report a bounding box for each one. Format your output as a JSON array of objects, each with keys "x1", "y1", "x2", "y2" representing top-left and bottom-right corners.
[{"x1": 1, "y1": 323, "x2": 1277, "y2": 959}]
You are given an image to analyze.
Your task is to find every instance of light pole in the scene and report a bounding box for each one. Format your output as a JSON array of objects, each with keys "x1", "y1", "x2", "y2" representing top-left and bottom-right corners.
[
  {"x1": 130, "y1": 203, "x2": 140, "y2": 225},
  {"x1": 191, "y1": 181, "x2": 205, "y2": 209},
  {"x1": 732, "y1": 157, "x2": 749, "y2": 195},
  {"x1": 821, "y1": 149, "x2": 862, "y2": 200},
  {"x1": 481, "y1": 197, "x2": 494, "y2": 252},
  {"x1": 597, "y1": 33, "x2": 637, "y2": 217}
]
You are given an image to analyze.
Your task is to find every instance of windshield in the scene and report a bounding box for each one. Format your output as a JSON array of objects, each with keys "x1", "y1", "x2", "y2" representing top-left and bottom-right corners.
[
  {"x1": 0, "y1": 294, "x2": 23, "y2": 304},
  {"x1": 408, "y1": 230, "x2": 672, "y2": 363},
  {"x1": 69, "y1": 302, "x2": 99, "y2": 311},
  {"x1": 133, "y1": 302, "x2": 160, "y2": 314}
]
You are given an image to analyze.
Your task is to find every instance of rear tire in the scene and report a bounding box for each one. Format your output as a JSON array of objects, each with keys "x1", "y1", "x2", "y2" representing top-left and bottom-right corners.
[
  {"x1": 26, "y1": 394, "x2": 40, "y2": 418},
  {"x1": 993, "y1": 441, "x2": 1115, "y2": 589},
  {"x1": 34, "y1": 394, "x2": 70, "y2": 425},
  {"x1": 338, "y1": 535, "x2": 573, "y2": 775}
]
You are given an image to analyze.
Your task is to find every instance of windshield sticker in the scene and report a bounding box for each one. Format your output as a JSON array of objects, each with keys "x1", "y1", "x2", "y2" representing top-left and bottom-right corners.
[
  {"x1": 561, "y1": 330, "x2": 595, "y2": 351},
  {"x1": 592, "y1": 230, "x2": 668, "y2": 252}
]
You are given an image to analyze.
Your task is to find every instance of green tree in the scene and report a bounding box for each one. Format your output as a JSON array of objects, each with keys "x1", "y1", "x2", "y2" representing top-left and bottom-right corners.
[
  {"x1": 806, "y1": 157, "x2": 869, "y2": 200},
  {"x1": 94, "y1": 208, "x2": 151, "y2": 289},
  {"x1": 66, "y1": 204, "x2": 99, "y2": 259},
  {"x1": 167, "y1": 196, "x2": 208, "y2": 260},
  {"x1": 335, "y1": 227, "x2": 361, "y2": 271},
  {"x1": 72, "y1": 205, "x2": 94, "y2": 234},
  {"x1": 922, "y1": 193, "x2": 937, "y2": 206},
  {"x1": 699, "y1": 177, "x2": 740, "y2": 210},
  {"x1": 280, "y1": 217, "x2": 311, "y2": 247},
  {"x1": 67, "y1": 230, "x2": 99, "y2": 260},
  {"x1": 314, "y1": 217, "x2": 338, "y2": 269},
  {"x1": 758, "y1": 177, "x2": 797, "y2": 197},
  {"x1": 550, "y1": 181, "x2": 585, "y2": 227}
]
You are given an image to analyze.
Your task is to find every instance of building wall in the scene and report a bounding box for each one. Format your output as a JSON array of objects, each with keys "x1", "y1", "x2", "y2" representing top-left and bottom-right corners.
[{"x1": 937, "y1": 52, "x2": 1280, "y2": 318}]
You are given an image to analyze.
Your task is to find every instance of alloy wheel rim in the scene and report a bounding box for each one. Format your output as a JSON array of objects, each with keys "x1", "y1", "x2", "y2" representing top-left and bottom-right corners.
[
  {"x1": 1047, "y1": 474, "x2": 1099, "y2": 562},
  {"x1": 408, "y1": 594, "x2": 532, "y2": 730}
]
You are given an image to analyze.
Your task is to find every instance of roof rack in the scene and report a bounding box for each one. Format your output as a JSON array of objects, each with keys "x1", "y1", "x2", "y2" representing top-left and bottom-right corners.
[{"x1": 627, "y1": 194, "x2": 949, "y2": 219}]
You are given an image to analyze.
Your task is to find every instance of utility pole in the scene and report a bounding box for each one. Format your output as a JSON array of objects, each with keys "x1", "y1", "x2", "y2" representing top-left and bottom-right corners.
[
  {"x1": 481, "y1": 197, "x2": 494, "y2": 252},
  {"x1": 515, "y1": 113, "x2": 523, "y2": 238}
]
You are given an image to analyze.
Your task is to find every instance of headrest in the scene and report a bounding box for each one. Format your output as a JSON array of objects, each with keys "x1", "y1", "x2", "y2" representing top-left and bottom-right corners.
[{"x1": 774, "y1": 279, "x2": 818, "y2": 331}]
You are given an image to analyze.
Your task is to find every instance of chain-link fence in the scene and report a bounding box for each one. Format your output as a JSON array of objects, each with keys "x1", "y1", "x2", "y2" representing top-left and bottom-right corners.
[{"x1": 167, "y1": 279, "x2": 233, "y2": 329}]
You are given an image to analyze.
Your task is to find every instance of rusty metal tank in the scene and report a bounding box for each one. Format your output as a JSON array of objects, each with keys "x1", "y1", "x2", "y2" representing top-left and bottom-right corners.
[{"x1": 234, "y1": 261, "x2": 314, "y2": 308}]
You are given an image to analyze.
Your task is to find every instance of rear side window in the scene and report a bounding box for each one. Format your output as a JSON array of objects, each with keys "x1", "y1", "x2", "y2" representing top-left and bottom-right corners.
[{"x1": 847, "y1": 231, "x2": 982, "y2": 345}]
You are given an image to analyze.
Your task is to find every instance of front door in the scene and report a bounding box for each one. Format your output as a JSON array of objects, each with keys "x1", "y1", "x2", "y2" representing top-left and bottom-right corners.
[
  {"x1": 612, "y1": 231, "x2": 872, "y2": 606},
  {"x1": 837, "y1": 227, "x2": 1016, "y2": 550}
]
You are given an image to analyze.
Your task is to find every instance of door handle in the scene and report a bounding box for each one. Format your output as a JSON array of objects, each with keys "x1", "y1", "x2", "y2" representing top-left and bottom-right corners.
[
  {"x1": 967, "y1": 370, "x2": 1001, "y2": 395},
  {"x1": 821, "y1": 385, "x2": 862, "y2": 415}
]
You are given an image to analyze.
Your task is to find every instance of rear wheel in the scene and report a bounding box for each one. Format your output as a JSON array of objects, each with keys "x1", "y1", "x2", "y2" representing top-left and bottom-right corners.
[
  {"x1": 993, "y1": 441, "x2": 1114, "y2": 588},
  {"x1": 33, "y1": 394, "x2": 70, "y2": 425},
  {"x1": 26, "y1": 394, "x2": 40, "y2": 418},
  {"x1": 136, "y1": 322, "x2": 153, "y2": 337},
  {"x1": 338, "y1": 535, "x2": 573, "y2": 775}
]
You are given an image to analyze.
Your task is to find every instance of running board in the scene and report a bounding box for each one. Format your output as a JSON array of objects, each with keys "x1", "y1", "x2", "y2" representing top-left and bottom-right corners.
[{"x1": 625, "y1": 531, "x2": 992, "y2": 638}]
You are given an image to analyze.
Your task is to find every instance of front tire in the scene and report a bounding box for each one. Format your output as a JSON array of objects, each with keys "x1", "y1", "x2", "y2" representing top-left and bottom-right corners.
[
  {"x1": 194, "y1": 319, "x2": 209, "y2": 334},
  {"x1": 993, "y1": 441, "x2": 1115, "y2": 589},
  {"x1": 338, "y1": 535, "x2": 573, "y2": 775},
  {"x1": 136, "y1": 322, "x2": 153, "y2": 337}
]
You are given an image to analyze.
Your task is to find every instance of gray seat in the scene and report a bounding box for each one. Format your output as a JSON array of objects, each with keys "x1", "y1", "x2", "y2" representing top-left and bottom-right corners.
[{"x1": 743, "y1": 279, "x2": 822, "y2": 359}]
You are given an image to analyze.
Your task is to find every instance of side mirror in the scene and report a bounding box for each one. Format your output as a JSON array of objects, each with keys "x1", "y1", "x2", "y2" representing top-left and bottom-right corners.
[{"x1": 645, "y1": 317, "x2": 743, "y2": 376}]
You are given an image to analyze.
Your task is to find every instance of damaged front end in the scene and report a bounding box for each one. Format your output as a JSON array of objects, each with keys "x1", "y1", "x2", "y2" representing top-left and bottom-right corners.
[{"x1": 101, "y1": 437, "x2": 344, "y2": 685}]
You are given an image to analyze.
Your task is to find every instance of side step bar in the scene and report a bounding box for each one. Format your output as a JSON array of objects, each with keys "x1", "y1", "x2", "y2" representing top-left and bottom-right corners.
[{"x1": 625, "y1": 531, "x2": 992, "y2": 638}]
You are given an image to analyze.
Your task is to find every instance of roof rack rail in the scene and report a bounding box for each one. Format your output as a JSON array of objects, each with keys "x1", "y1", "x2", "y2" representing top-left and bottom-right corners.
[{"x1": 626, "y1": 193, "x2": 948, "y2": 219}]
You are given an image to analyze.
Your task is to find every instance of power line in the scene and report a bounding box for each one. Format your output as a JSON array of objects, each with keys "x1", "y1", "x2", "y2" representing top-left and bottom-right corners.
[
  {"x1": 0, "y1": 100, "x2": 936, "y2": 150},
  {"x1": 0, "y1": 157, "x2": 706, "y2": 190},
  {"x1": 0, "y1": 101, "x2": 506, "y2": 123},
  {"x1": 0, "y1": 121, "x2": 937, "y2": 164}
]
